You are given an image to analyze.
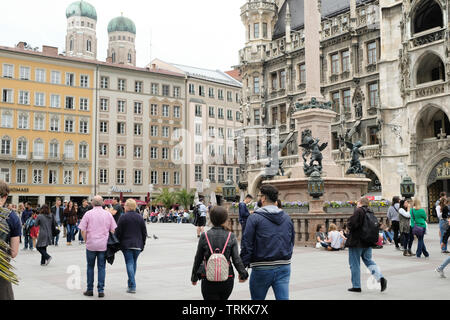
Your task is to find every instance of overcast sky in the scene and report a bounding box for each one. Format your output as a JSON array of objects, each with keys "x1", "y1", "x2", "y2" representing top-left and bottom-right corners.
[{"x1": 0, "y1": 0, "x2": 246, "y2": 71}]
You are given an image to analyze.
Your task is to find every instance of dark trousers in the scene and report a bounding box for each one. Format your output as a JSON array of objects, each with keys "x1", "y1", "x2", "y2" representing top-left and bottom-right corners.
[
  {"x1": 201, "y1": 278, "x2": 234, "y2": 300},
  {"x1": 0, "y1": 277, "x2": 14, "y2": 300},
  {"x1": 37, "y1": 246, "x2": 51, "y2": 265},
  {"x1": 400, "y1": 232, "x2": 412, "y2": 250},
  {"x1": 391, "y1": 221, "x2": 400, "y2": 247}
]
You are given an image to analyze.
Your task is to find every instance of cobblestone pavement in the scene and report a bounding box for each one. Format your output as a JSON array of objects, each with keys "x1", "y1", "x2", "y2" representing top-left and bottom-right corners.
[{"x1": 11, "y1": 223, "x2": 449, "y2": 300}]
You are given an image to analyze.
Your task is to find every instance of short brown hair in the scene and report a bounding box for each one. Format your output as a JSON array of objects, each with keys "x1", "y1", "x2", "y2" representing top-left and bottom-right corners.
[
  {"x1": 0, "y1": 180, "x2": 9, "y2": 198},
  {"x1": 359, "y1": 197, "x2": 369, "y2": 207},
  {"x1": 210, "y1": 206, "x2": 229, "y2": 227}
]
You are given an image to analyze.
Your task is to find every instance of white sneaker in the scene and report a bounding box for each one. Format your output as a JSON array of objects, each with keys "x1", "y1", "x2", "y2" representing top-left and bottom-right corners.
[{"x1": 435, "y1": 267, "x2": 446, "y2": 278}]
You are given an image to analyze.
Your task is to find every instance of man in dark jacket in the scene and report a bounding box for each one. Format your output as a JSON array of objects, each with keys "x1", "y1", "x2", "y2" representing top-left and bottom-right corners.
[
  {"x1": 347, "y1": 197, "x2": 387, "y2": 293},
  {"x1": 51, "y1": 198, "x2": 64, "y2": 246},
  {"x1": 21, "y1": 202, "x2": 33, "y2": 250},
  {"x1": 240, "y1": 184, "x2": 295, "y2": 300},
  {"x1": 77, "y1": 199, "x2": 91, "y2": 244},
  {"x1": 238, "y1": 194, "x2": 253, "y2": 234}
]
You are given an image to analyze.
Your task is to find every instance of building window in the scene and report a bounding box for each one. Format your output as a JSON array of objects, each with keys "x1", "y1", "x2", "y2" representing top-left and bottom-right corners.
[
  {"x1": 162, "y1": 127, "x2": 170, "y2": 138},
  {"x1": 253, "y1": 77, "x2": 260, "y2": 94},
  {"x1": 218, "y1": 108, "x2": 224, "y2": 119},
  {"x1": 100, "y1": 98, "x2": 109, "y2": 111},
  {"x1": 209, "y1": 126, "x2": 215, "y2": 138},
  {"x1": 218, "y1": 127, "x2": 224, "y2": 139},
  {"x1": 218, "y1": 167, "x2": 224, "y2": 183},
  {"x1": 134, "y1": 102, "x2": 142, "y2": 114},
  {"x1": 227, "y1": 168, "x2": 233, "y2": 181},
  {"x1": 79, "y1": 143, "x2": 88, "y2": 159},
  {"x1": 343, "y1": 89, "x2": 351, "y2": 113},
  {"x1": 33, "y1": 169, "x2": 43, "y2": 184},
  {"x1": 195, "y1": 165, "x2": 202, "y2": 182},
  {"x1": 254, "y1": 23, "x2": 260, "y2": 38},
  {"x1": 173, "y1": 87, "x2": 181, "y2": 98},
  {"x1": 299, "y1": 64, "x2": 306, "y2": 83},
  {"x1": 174, "y1": 106, "x2": 181, "y2": 118},
  {"x1": 162, "y1": 85, "x2": 170, "y2": 97},
  {"x1": 65, "y1": 119, "x2": 74, "y2": 133},
  {"x1": 173, "y1": 127, "x2": 180, "y2": 139},
  {"x1": 173, "y1": 148, "x2": 181, "y2": 161},
  {"x1": 20, "y1": 66, "x2": 30, "y2": 80},
  {"x1": 2, "y1": 89, "x2": 13, "y2": 103},
  {"x1": 2, "y1": 64, "x2": 14, "y2": 78},
  {"x1": 80, "y1": 75, "x2": 89, "y2": 88},
  {"x1": 34, "y1": 92, "x2": 45, "y2": 107},
  {"x1": 209, "y1": 88, "x2": 215, "y2": 98},
  {"x1": 34, "y1": 114, "x2": 45, "y2": 131},
  {"x1": 150, "y1": 147, "x2": 158, "y2": 159},
  {"x1": 227, "y1": 91, "x2": 233, "y2": 102},
  {"x1": 218, "y1": 89, "x2": 224, "y2": 100},
  {"x1": 227, "y1": 110, "x2": 233, "y2": 121},
  {"x1": 227, "y1": 128, "x2": 233, "y2": 139},
  {"x1": 17, "y1": 168, "x2": 26, "y2": 184},
  {"x1": 17, "y1": 139, "x2": 28, "y2": 157},
  {"x1": 33, "y1": 139, "x2": 44, "y2": 158},
  {"x1": 331, "y1": 53, "x2": 340, "y2": 74},
  {"x1": 117, "y1": 100, "x2": 126, "y2": 113},
  {"x1": 134, "y1": 123, "x2": 142, "y2": 136},
  {"x1": 195, "y1": 124, "x2": 202, "y2": 136},
  {"x1": 116, "y1": 169, "x2": 125, "y2": 185},
  {"x1": 99, "y1": 121, "x2": 108, "y2": 133},
  {"x1": 162, "y1": 105, "x2": 170, "y2": 117},
  {"x1": 79, "y1": 171, "x2": 88, "y2": 185},
  {"x1": 135, "y1": 81, "x2": 143, "y2": 93},
  {"x1": 150, "y1": 104, "x2": 158, "y2": 116},
  {"x1": 173, "y1": 172, "x2": 180, "y2": 185},
  {"x1": 208, "y1": 167, "x2": 216, "y2": 182},
  {"x1": 151, "y1": 171, "x2": 158, "y2": 185},
  {"x1": 51, "y1": 71, "x2": 61, "y2": 84},
  {"x1": 99, "y1": 169, "x2": 108, "y2": 184},
  {"x1": 342, "y1": 50, "x2": 350, "y2": 72},
  {"x1": 65, "y1": 96, "x2": 74, "y2": 110},
  {"x1": 162, "y1": 172, "x2": 169, "y2": 185},
  {"x1": 118, "y1": 79, "x2": 126, "y2": 91},
  {"x1": 189, "y1": 83, "x2": 195, "y2": 95},
  {"x1": 280, "y1": 70, "x2": 286, "y2": 89},
  {"x1": 100, "y1": 76, "x2": 109, "y2": 89},
  {"x1": 332, "y1": 92, "x2": 340, "y2": 113},
  {"x1": 128, "y1": 53, "x2": 132, "y2": 64},
  {"x1": 117, "y1": 122, "x2": 126, "y2": 135},
  {"x1": 19, "y1": 91, "x2": 30, "y2": 105},
  {"x1": 263, "y1": 22, "x2": 268, "y2": 38},
  {"x1": 369, "y1": 83, "x2": 379, "y2": 107},
  {"x1": 134, "y1": 146, "x2": 142, "y2": 159},
  {"x1": 236, "y1": 111, "x2": 241, "y2": 122},
  {"x1": 49, "y1": 141, "x2": 59, "y2": 157},
  {"x1": 209, "y1": 106, "x2": 215, "y2": 118},
  {"x1": 368, "y1": 127, "x2": 379, "y2": 145},
  {"x1": 367, "y1": 41, "x2": 377, "y2": 65},
  {"x1": 198, "y1": 85, "x2": 205, "y2": 97},
  {"x1": 195, "y1": 105, "x2": 202, "y2": 117},
  {"x1": 254, "y1": 109, "x2": 260, "y2": 125},
  {"x1": 18, "y1": 113, "x2": 29, "y2": 129},
  {"x1": 65, "y1": 73, "x2": 75, "y2": 86},
  {"x1": 35, "y1": 69, "x2": 46, "y2": 83},
  {"x1": 64, "y1": 142, "x2": 74, "y2": 159},
  {"x1": 195, "y1": 143, "x2": 202, "y2": 155},
  {"x1": 151, "y1": 83, "x2": 159, "y2": 95},
  {"x1": 1, "y1": 111, "x2": 12, "y2": 128},
  {"x1": 1, "y1": 138, "x2": 11, "y2": 155},
  {"x1": 50, "y1": 117, "x2": 60, "y2": 132},
  {"x1": 80, "y1": 120, "x2": 88, "y2": 134},
  {"x1": 99, "y1": 144, "x2": 108, "y2": 156},
  {"x1": 151, "y1": 125, "x2": 158, "y2": 137},
  {"x1": 132, "y1": 170, "x2": 142, "y2": 185}
]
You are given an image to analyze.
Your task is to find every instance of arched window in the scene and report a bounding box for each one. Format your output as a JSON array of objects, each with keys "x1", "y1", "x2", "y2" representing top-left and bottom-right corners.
[
  {"x1": 412, "y1": 0, "x2": 443, "y2": 34},
  {"x1": 64, "y1": 141, "x2": 74, "y2": 159},
  {"x1": 416, "y1": 52, "x2": 445, "y2": 85},
  {"x1": 17, "y1": 137, "x2": 27, "y2": 158},
  {"x1": 1, "y1": 136, "x2": 11, "y2": 155},
  {"x1": 112, "y1": 51, "x2": 116, "y2": 63},
  {"x1": 33, "y1": 139, "x2": 44, "y2": 159},
  {"x1": 79, "y1": 142, "x2": 88, "y2": 160},
  {"x1": 128, "y1": 52, "x2": 132, "y2": 64},
  {"x1": 49, "y1": 139, "x2": 59, "y2": 159},
  {"x1": 69, "y1": 38, "x2": 74, "y2": 51},
  {"x1": 87, "y1": 39, "x2": 92, "y2": 52}
]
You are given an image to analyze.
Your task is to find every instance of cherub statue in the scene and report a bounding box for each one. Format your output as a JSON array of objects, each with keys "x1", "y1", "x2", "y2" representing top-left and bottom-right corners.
[
  {"x1": 300, "y1": 129, "x2": 328, "y2": 176},
  {"x1": 345, "y1": 141, "x2": 365, "y2": 174}
]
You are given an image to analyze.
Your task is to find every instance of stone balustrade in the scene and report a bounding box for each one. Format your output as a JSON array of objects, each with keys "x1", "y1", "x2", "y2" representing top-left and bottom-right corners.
[
  {"x1": 229, "y1": 211, "x2": 388, "y2": 247},
  {"x1": 413, "y1": 82, "x2": 446, "y2": 99},
  {"x1": 332, "y1": 145, "x2": 381, "y2": 162},
  {"x1": 409, "y1": 28, "x2": 445, "y2": 48}
]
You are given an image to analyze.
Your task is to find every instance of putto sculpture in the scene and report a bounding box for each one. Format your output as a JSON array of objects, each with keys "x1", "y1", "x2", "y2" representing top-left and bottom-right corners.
[
  {"x1": 299, "y1": 129, "x2": 328, "y2": 176},
  {"x1": 345, "y1": 140, "x2": 365, "y2": 174}
]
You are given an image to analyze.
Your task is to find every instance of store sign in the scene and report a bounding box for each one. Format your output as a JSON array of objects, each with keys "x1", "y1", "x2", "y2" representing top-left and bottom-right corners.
[
  {"x1": 110, "y1": 186, "x2": 132, "y2": 193},
  {"x1": 436, "y1": 162, "x2": 450, "y2": 180},
  {"x1": 10, "y1": 188, "x2": 29, "y2": 193}
]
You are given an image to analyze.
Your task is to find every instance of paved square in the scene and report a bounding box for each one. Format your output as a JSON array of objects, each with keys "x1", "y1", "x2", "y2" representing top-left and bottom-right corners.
[{"x1": 11, "y1": 223, "x2": 449, "y2": 300}]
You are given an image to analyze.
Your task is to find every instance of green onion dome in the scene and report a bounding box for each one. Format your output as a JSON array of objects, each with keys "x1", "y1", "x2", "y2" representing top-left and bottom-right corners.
[
  {"x1": 108, "y1": 15, "x2": 136, "y2": 35},
  {"x1": 66, "y1": 0, "x2": 97, "y2": 21}
]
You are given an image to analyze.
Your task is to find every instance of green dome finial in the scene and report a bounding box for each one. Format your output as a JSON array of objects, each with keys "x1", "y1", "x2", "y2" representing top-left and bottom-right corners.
[
  {"x1": 108, "y1": 15, "x2": 136, "y2": 35},
  {"x1": 66, "y1": 0, "x2": 97, "y2": 21}
]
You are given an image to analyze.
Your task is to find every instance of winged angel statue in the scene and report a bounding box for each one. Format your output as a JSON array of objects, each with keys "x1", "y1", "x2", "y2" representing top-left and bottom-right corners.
[
  {"x1": 299, "y1": 129, "x2": 328, "y2": 176},
  {"x1": 345, "y1": 141, "x2": 365, "y2": 174}
]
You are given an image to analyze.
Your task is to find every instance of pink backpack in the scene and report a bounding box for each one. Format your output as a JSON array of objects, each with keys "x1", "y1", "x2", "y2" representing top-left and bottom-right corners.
[{"x1": 204, "y1": 231, "x2": 232, "y2": 282}]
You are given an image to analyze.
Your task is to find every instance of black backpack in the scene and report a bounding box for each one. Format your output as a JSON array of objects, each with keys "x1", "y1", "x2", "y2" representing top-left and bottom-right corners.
[
  {"x1": 193, "y1": 204, "x2": 201, "y2": 218},
  {"x1": 360, "y1": 206, "x2": 380, "y2": 246}
]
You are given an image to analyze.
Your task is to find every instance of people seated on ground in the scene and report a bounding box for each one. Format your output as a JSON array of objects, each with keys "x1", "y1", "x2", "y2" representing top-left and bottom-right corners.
[
  {"x1": 380, "y1": 223, "x2": 394, "y2": 245},
  {"x1": 315, "y1": 224, "x2": 329, "y2": 249},
  {"x1": 183, "y1": 210, "x2": 190, "y2": 223},
  {"x1": 326, "y1": 224, "x2": 347, "y2": 251}
]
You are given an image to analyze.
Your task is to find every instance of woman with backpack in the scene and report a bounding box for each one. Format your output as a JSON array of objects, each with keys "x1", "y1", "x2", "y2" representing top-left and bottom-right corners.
[
  {"x1": 410, "y1": 198, "x2": 429, "y2": 258},
  {"x1": 191, "y1": 206, "x2": 248, "y2": 300}
]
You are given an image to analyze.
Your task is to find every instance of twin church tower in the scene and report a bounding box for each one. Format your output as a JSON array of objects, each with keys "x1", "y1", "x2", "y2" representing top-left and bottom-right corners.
[{"x1": 65, "y1": 0, "x2": 136, "y2": 66}]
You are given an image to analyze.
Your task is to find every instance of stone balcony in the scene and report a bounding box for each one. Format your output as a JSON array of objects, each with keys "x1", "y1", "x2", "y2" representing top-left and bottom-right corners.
[
  {"x1": 332, "y1": 144, "x2": 381, "y2": 163},
  {"x1": 409, "y1": 27, "x2": 445, "y2": 49}
]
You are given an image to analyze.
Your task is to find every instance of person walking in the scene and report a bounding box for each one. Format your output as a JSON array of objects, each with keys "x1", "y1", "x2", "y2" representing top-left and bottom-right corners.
[
  {"x1": 64, "y1": 201, "x2": 77, "y2": 246},
  {"x1": 410, "y1": 198, "x2": 429, "y2": 259},
  {"x1": 35, "y1": 205, "x2": 54, "y2": 266},
  {"x1": 240, "y1": 184, "x2": 295, "y2": 300},
  {"x1": 347, "y1": 197, "x2": 387, "y2": 293},
  {"x1": 398, "y1": 199, "x2": 413, "y2": 256},
  {"x1": 78, "y1": 195, "x2": 117, "y2": 298},
  {"x1": 192, "y1": 206, "x2": 248, "y2": 300},
  {"x1": 51, "y1": 198, "x2": 64, "y2": 246},
  {"x1": 77, "y1": 200, "x2": 91, "y2": 244},
  {"x1": 238, "y1": 195, "x2": 253, "y2": 235},
  {"x1": 29, "y1": 210, "x2": 40, "y2": 251},
  {"x1": 21, "y1": 202, "x2": 33, "y2": 250},
  {"x1": 0, "y1": 180, "x2": 21, "y2": 300},
  {"x1": 387, "y1": 196, "x2": 401, "y2": 250},
  {"x1": 110, "y1": 197, "x2": 123, "y2": 224},
  {"x1": 195, "y1": 199, "x2": 208, "y2": 238},
  {"x1": 436, "y1": 206, "x2": 450, "y2": 277},
  {"x1": 115, "y1": 199, "x2": 147, "y2": 294},
  {"x1": 438, "y1": 197, "x2": 449, "y2": 253}
]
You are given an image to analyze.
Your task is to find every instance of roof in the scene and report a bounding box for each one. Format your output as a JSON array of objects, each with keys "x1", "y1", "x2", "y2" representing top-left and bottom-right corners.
[
  {"x1": 66, "y1": 1, "x2": 97, "y2": 21},
  {"x1": 108, "y1": 15, "x2": 136, "y2": 34},
  {"x1": 171, "y1": 63, "x2": 242, "y2": 88},
  {"x1": 273, "y1": 0, "x2": 370, "y2": 39},
  {"x1": 0, "y1": 45, "x2": 184, "y2": 78},
  {"x1": 225, "y1": 69, "x2": 242, "y2": 82}
]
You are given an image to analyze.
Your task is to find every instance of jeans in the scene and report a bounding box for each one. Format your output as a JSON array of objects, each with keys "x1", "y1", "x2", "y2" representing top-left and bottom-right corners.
[
  {"x1": 177, "y1": 217, "x2": 182, "y2": 224},
  {"x1": 438, "y1": 256, "x2": 450, "y2": 271},
  {"x1": 249, "y1": 264, "x2": 291, "y2": 300},
  {"x1": 123, "y1": 249, "x2": 141, "y2": 290},
  {"x1": 439, "y1": 220, "x2": 448, "y2": 251},
  {"x1": 391, "y1": 221, "x2": 400, "y2": 247},
  {"x1": 37, "y1": 246, "x2": 51, "y2": 265},
  {"x1": 348, "y1": 247, "x2": 383, "y2": 289},
  {"x1": 66, "y1": 224, "x2": 76, "y2": 243},
  {"x1": 383, "y1": 231, "x2": 393, "y2": 243},
  {"x1": 416, "y1": 233, "x2": 429, "y2": 258},
  {"x1": 86, "y1": 250, "x2": 106, "y2": 293},
  {"x1": 400, "y1": 232, "x2": 411, "y2": 250},
  {"x1": 24, "y1": 234, "x2": 33, "y2": 249}
]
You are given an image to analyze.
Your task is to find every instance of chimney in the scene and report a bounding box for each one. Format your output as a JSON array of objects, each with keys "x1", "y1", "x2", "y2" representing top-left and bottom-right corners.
[
  {"x1": 106, "y1": 57, "x2": 112, "y2": 63},
  {"x1": 43, "y1": 46, "x2": 58, "y2": 56},
  {"x1": 16, "y1": 42, "x2": 26, "y2": 49}
]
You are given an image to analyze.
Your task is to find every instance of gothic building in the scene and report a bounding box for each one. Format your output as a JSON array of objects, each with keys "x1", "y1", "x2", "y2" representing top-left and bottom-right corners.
[{"x1": 237, "y1": 0, "x2": 450, "y2": 216}]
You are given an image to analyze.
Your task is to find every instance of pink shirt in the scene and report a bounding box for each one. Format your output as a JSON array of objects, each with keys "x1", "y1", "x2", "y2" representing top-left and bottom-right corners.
[{"x1": 78, "y1": 206, "x2": 117, "y2": 252}]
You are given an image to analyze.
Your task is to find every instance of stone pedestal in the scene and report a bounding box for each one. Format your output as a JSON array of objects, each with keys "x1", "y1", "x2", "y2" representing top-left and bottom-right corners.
[{"x1": 309, "y1": 199, "x2": 324, "y2": 213}]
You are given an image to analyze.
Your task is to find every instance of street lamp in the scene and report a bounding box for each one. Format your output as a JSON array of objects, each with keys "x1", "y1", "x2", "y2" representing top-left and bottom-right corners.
[
  {"x1": 223, "y1": 180, "x2": 236, "y2": 202},
  {"x1": 308, "y1": 170, "x2": 324, "y2": 200},
  {"x1": 400, "y1": 175, "x2": 415, "y2": 200}
]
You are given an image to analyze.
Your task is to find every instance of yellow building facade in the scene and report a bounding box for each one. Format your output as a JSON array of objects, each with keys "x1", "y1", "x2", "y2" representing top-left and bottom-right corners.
[{"x1": 0, "y1": 46, "x2": 96, "y2": 206}]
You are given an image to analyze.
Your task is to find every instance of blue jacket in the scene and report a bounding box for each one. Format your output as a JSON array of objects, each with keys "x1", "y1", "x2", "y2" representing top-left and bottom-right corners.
[
  {"x1": 238, "y1": 202, "x2": 250, "y2": 231},
  {"x1": 21, "y1": 209, "x2": 33, "y2": 225},
  {"x1": 240, "y1": 205, "x2": 295, "y2": 268}
]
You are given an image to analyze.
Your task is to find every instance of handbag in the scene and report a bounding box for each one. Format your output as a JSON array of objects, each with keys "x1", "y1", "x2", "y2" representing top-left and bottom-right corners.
[
  {"x1": 51, "y1": 215, "x2": 60, "y2": 237},
  {"x1": 411, "y1": 209, "x2": 425, "y2": 237}
]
